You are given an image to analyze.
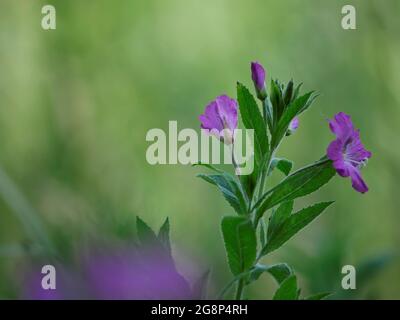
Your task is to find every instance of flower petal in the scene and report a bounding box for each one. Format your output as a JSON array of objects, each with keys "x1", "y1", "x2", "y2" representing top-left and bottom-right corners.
[
  {"x1": 349, "y1": 167, "x2": 369, "y2": 193},
  {"x1": 199, "y1": 95, "x2": 238, "y2": 144},
  {"x1": 199, "y1": 101, "x2": 224, "y2": 132},
  {"x1": 215, "y1": 95, "x2": 238, "y2": 132},
  {"x1": 327, "y1": 139, "x2": 344, "y2": 162},
  {"x1": 328, "y1": 112, "x2": 354, "y2": 141},
  {"x1": 345, "y1": 130, "x2": 372, "y2": 163},
  {"x1": 333, "y1": 159, "x2": 351, "y2": 177}
]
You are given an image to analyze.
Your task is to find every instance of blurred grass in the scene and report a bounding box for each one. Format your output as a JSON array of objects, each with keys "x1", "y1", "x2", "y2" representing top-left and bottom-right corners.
[{"x1": 0, "y1": 0, "x2": 399, "y2": 298}]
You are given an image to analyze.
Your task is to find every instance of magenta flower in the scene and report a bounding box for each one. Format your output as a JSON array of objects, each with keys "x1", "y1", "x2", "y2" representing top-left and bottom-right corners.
[
  {"x1": 251, "y1": 61, "x2": 267, "y2": 99},
  {"x1": 327, "y1": 112, "x2": 372, "y2": 193},
  {"x1": 199, "y1": 95, "x2": 238, "y2": 144}
]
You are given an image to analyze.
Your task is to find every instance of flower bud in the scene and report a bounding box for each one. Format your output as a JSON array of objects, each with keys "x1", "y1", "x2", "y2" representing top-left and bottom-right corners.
[
  {"x1": 251, "y1": 61, "x2": 267, "y2": 100},
  {"x1": 286, "y1": 117, "x2": 299, "y2": 136},
  {"x1": 283, "y1": 79, "x2": 294, "y2": 105}
]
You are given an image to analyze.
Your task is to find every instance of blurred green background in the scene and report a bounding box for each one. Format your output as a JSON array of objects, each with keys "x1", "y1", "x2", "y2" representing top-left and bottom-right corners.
[{"x1": 0, "y1": 0, "x2": 399, "y2": 299}]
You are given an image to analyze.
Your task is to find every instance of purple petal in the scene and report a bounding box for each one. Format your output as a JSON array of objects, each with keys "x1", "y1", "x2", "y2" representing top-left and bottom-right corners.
[
  {"x1": 349, "y1": 167, "x2": 369, "y2": 193},
  {"x1": 199, "y1": 95, "x2": 238, "y2": 143},
  {"x1": 327, "y1": 139, "x2": 344, "y2": 162},
  {"x1": 289, "y1": 117, "x2": 299, "y2": 132},
  {"x1": 327, "y1": 112, "x2": 371, "y2": 193},
  {"x1": 328, "y1": 112, "x2": 354, "y2": 141},
  {"x1": 345, "y1": 130, "x2": 372, "y2": 162},
  {"x1": 251, "y1": 61, "x2": 266, "y2": 92},
  {"x1": 332, "y1": 159, "x2": 351, "y2": 177},
  {"x1": 215, "y1": 95, "x2": 238, "y2": 132},
  {"x1": 199, "y1": 101, "x2": 224, "y2": 132}
]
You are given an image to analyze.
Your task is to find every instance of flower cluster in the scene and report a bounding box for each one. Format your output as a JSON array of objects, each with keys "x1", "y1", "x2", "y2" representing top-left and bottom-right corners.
[
  {"x1": 196, "y1": 61, "x2": 371, "y2": 300},
  {"x1": 199, "y1": 62, "x2": 371, "y2": 193}
]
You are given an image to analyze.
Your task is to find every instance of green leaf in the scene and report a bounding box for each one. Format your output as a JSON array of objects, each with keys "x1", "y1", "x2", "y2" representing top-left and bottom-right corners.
[
  {"x1": 158, "y1": 217, "x2": 171, "y2": 254},
  {"x1": 221, "y1": 216, "x2": 257, "y2": 275},
  {"x1": 192, "y1": 270, "x2": 210, "y2": 299},
  {"x1": 237, "y1": 82, "x2": 269, "y2": 169},
  {"x1": 269, "y1": 158, "x2": 293, "y2": 176},
  {"x1": 254, "y1": 158, "x2": 335, "y2": 217},
  {"x1": 136, "y1": 216, "x2": 158, "y2": 245},
  {"x1": 192, "y1": 162, "x2": 223, "y2": 173},
  {"x1": 292, "y1": 82, "x2": 303, "y2": 101},
  {"x1": 267, "y1": 201, "x2": 293, "y2": 241},
  {"x1": 259, "y1": 219, "x2": 266, "y2": 248},
  {"x1": 273, "y1": 274, "x2": 298, "y2": 300},
  {"x1": 274, "y1": 91, "x2": 315, "y2": 145},
  {"x1": 267, "y1": 264, "x2": 294, "y2": 284},
  {"x1": 305, "y1": 292, "x2": 332, "y2": 300},
  {"x1": 270, "y1": 79, "x2": 285, "y2": 118},
  {"x1": 197, "y1": 173, "x2": 248, "y2": 215},
  {"x1": 262, "y1": 201, "x2": 334, "y2": 255},
  {"x1": 262, "y1": 98, "x2": 274, "y2": 132},
  {"x1": 283, "y1": 79, "x2": 294, "y2": 105},
  {"x1": 248, "y1": 263, "x2": 293, "y2": 285}
]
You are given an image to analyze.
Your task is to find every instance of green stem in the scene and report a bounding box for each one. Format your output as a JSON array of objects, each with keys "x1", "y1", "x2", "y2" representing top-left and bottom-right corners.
[
  {"x1": 257, "y1": 167, "x2": 267, "y2": 199},
  {"x1": 231, "y1": 143, "x2": 240, "y2": 176},
  {"x1": 235, "y1": 278, "x2": 244, "y2": 300},
  {"x1": 256, "y1": 149, "x2": 274, "y2": 208}
]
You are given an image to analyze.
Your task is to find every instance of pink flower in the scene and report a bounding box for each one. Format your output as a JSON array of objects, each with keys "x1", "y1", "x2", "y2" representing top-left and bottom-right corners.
[
  {"x1": 327, "y1": 112, "x2": 372, "y2": 193},
  {"x1": 199, "y1": 95, "x2": 238, "y2": 144}
]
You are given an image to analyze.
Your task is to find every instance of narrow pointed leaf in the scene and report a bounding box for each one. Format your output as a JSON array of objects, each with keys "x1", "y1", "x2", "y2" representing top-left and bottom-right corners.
[
  {"x1": 259, "y1": 219, "x2": 266, "y2": 248},
  {"x1": 270, "y1": 79, "x2": 285, "y2": 118},
  {"x1": 292, "y1": 82, "x2": 303, "y2": 101},
  {"x1": 262, "y1": 201, "x2": 334, "y2": 255},
  {"x1": 136, "y1": 216, "x2": 158, "y2": 245},
  {"x1": 221, "y1": 216, "x2": 257, "y2": 275},
  {"x1": 267, "y1": 201, "x2": 293, "y2": 241},
  {"x1": 237, "y1": 82, "x2": 269, "y2": 169},
  {"x1": 158, "y1": 217, "x2": 171, "y2": 254},
  {"x1": 254, "y1": 158, "x2": 335, "y2": 218},
  {"x1": 197, "y1": 173, "x2": 248, "y2": 215},
  {"x1": 192, "y1": 163, "x2": 223, "y2": 173},
  {"x1": 274, "y1": 91, "x2": 315, "y2": 145}
]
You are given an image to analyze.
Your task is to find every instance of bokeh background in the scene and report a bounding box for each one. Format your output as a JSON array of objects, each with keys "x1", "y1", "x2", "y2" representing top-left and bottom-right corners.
[{"x1": 0, "y1": 0, "x2": 399, "y2": 299}]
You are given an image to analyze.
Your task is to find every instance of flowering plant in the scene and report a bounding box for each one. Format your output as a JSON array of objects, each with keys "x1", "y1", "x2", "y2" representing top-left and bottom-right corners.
[{"x1": 196, "y1": 61, "x2": 371, "y2": 300}]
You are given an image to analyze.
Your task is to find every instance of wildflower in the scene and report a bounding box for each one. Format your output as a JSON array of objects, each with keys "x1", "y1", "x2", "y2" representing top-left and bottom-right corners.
[
  {"x1": 199, "y1": 95, "x2": 238, "y2": 144},
  {"x1": 327, "y1": 112, "x2": 371, "y2": 193}
]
